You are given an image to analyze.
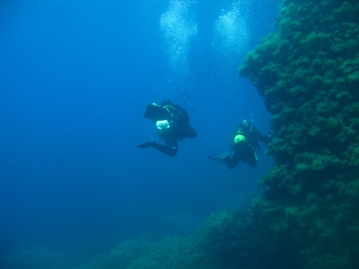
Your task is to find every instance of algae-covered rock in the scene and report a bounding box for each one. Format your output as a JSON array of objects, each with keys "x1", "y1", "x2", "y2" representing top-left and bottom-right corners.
[{"x1": 238, "y1": 0, "x2": 359, "y2": 268}]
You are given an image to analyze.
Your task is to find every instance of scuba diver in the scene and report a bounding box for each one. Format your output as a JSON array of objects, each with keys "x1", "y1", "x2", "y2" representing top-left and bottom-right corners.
[
  {"x1": 207, "y1": 120, "x2": 270, "y2": 169},
  {"x1": 137, "y1": 100, "x2": 197, "y2": 156}
]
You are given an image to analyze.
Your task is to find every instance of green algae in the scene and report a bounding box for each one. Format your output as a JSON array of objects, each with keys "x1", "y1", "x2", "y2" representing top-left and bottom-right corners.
[{"x1": 238, "y1": 0, "x2": 359, "y2": 268}]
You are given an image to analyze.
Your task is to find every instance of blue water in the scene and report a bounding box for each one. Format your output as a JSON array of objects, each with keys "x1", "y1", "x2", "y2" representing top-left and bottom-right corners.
[{"x1": 0, "y1": 0, "x2": 279, "y2": 265}]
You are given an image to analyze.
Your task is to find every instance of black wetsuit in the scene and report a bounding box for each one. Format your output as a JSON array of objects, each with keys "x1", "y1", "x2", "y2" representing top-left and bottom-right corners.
[
  {"x1": 226, "y1": 122, "x2": 269, "y2": 168},
  {"x1": 137, "y1": 101, "x2": 197, "y2": 156},
  {"x1": 209, "y1": 122, "x2": 269, "y2": 169}
]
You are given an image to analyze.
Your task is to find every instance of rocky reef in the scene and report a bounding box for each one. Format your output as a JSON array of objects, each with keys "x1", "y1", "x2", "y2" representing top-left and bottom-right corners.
[{"x1": 238, "y1": 0, "x2": 359, "y2": 268}]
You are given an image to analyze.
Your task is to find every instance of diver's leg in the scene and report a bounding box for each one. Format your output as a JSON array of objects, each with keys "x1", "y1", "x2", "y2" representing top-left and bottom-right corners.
[
  {"x1": 225, "y1": 150, "x2": 241, "y2": 169},
  {"x1": 207, "y1": 152, "x2": 229, "y2": 163},
  {"x1": 150, "y1": 142, "x2": 177, "y2": 156},
  {"x1": 137, "y1": 138, "x2": 155, "y2": 148},
  {"x1": 138, "y1": 140, "x2": 178, "y2": 156},
  {"x1": 147, "y1": 135, "x2": 178, "y2": 156}
]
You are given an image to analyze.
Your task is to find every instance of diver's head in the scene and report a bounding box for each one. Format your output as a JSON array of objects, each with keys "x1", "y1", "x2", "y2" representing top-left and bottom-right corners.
[{"x1": 242, "y1": 119, "x2": 249, "y2": 126}]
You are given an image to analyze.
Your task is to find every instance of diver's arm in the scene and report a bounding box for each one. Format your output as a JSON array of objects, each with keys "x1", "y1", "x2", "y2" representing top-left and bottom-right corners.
[{"x1": 253, "y1": 127, "x2": 270, "y2": 144}]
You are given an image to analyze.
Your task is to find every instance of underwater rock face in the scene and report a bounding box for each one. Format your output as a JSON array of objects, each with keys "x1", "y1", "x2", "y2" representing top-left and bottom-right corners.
[{"x1": 239, "y1": 0, "x2": 359, "y2": 268}]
